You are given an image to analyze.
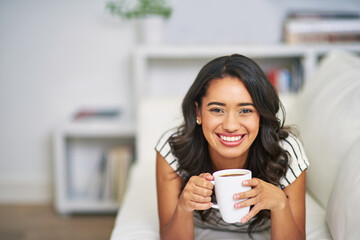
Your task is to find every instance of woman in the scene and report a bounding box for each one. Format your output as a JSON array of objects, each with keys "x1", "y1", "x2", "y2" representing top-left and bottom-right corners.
[{"x1": 155, "y1": 54, "x2": 308, "y2": 239}]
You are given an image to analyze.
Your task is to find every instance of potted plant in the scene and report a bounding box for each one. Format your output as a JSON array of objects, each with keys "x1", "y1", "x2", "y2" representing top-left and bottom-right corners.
[
  {"x1": 106, "y1": 0, "x2": 172, "y2": 20},
  {"x1": 106, "y1": 0, "x2": 172, "y2": 44}
]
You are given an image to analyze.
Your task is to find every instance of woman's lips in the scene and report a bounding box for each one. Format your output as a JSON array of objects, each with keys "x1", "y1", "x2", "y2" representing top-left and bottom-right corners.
[{"x1": 217, "y1": 134, "x2": 245, "y2": 147}]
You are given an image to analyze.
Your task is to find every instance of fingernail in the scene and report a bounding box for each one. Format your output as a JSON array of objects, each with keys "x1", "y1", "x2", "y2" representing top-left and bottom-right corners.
[
  {"x1": 242, "y1": 217, "x2": 247, "y2": 223},
  {"x1": 233, "y1": 194, "x2": 239, "y2": 200},
  {"x1": 243, "y1": 180, "x2": 248, "y2": 185}
]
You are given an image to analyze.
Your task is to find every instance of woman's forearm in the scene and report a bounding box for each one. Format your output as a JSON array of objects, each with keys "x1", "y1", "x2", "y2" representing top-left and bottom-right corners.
[
  {"x1": 270, "y1": 200, "x2": 305, "y2": 240},
  {"x1": 160, "y1": 204, "x2": 194, "y2": 240}
]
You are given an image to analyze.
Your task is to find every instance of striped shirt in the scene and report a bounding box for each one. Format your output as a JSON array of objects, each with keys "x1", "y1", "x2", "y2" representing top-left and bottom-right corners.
[{"x1": 155, "y1": 129, "x2": 309, "y2": 232}]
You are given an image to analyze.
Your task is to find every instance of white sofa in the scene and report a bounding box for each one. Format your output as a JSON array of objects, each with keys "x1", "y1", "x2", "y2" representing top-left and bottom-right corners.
[{"x1": 110, "y1": 50, "x2": 360, "y2": 240}]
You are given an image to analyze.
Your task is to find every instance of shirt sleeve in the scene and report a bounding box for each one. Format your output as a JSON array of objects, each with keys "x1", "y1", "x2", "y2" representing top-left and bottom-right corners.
[
  {"x1": 155, "y1": 129, "x2": 181, "y2": 175},
  {"x1": 279, "y1": 134, "x2": 310, "y2": 188}
]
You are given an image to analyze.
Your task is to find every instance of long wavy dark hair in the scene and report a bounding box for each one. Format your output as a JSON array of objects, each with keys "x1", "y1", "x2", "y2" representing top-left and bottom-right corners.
[{"x1": 168, "y1": 54, "x2": 290, "y2": 235}]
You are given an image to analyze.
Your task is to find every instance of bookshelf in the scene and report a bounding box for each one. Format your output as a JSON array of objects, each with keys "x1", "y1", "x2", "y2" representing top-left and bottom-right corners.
[
  {"x1": 132, "y1": 43, "x2": 360, "y2": 114},
  {"x1": 54, "y1": 121, "x2": 135, "y2": 214},
  {"x1": 283, "y1": 11, "x2": 360, "y2": 44}
]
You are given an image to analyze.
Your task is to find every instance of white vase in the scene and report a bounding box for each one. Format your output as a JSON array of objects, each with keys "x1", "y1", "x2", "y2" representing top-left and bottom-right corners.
[{"x1": 139, "y1": 16, "x2": 165, "y2": 45}]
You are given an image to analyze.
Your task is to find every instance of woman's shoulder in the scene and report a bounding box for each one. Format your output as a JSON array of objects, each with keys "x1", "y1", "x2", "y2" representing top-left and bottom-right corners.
[
  {"x1": 280, "y1": 134, "x2": 304, "y2": 155},
  {"x1": 279, "y1": 134, "x2": 308, "y2": 162},
  {"x1": 155, "y1": 128, "x2": 182, "y2": 176},
  {"x1": 155, "y1": 128, "x2": 178, "y2": 152},
  {"x1": 279, "y1": 133, "x2": 310, "y2": 187}
]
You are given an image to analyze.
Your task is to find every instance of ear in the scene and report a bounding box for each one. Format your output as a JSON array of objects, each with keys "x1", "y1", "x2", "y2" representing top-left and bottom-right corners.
[{"x1": 195, "y1": 101, "x2": 202, "y2": 124}]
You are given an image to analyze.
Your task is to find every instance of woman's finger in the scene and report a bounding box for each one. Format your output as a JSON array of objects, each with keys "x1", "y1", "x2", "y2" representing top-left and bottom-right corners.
[
  {"x1": 234, "y1": 187, "x2": 259, "y2": 200},
  {"x1": 241, "y1": 203, "x2": 262, "y2": 223},
  {"x1": 199, "y1": 172, "x2": 214, "y2": 181},
  {"x1": 190, "y1": 201, "x2": 213, "y2": 211},
  {"x1": 193, "y1": 185, "x2": 213, "y2": 197},
  {"x1": 190, "y1": 193, "x2": 212, "y2": 203},
  {"x1": 194, "y1": 176, "x2": 213, "y2": 189},
  {"x1": 234, "y1": 195, "x2": 259, "y2": 209},
  {"x1": 242, "y1": 177, "x2": 260, "y2": 187}
]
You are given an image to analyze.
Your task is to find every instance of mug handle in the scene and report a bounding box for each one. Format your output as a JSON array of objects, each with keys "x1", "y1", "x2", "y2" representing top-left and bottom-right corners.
[{"x1": 210, "y1": 180, "x2": 219, "y2": 209}]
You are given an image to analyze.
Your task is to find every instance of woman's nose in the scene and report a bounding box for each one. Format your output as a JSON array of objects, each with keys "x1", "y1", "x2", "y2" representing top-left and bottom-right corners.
[{"x1": 223, "y1": 113, "x2": 240, "y2": 132}]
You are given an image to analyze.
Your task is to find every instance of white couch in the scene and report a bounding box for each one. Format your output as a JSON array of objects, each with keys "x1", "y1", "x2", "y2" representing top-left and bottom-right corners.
[{"x1": 110, "y1": 50, "x2": 360, "y2": 240}]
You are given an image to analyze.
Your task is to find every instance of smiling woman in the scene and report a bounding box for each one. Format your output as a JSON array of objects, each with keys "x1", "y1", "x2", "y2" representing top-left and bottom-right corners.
[{"x1": 155, "y1": 54, "x2": 309, "y2": 240}]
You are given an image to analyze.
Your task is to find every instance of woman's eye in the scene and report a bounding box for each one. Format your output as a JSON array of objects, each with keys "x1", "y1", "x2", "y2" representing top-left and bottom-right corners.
[
  {"x1": 239, "y1": 109, "x2": 253, "y2": 114},
  {"x1": 210, "y1": 108, "x2": 223, "y2": 114}
]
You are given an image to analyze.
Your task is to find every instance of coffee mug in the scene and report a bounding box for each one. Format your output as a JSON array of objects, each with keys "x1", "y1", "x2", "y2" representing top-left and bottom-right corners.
[{"x1": 211, "y1": 169, "x2": 252, "y2": 223}]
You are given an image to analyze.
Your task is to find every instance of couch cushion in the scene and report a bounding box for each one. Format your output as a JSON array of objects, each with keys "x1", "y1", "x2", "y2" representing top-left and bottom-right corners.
[
  {"x1": 288, "y1": 50, "x2": 360, "y2": 208},
  {"x1": 326, "y1": 139, "x2": 360, "y2": 239},
  {"x1": 135, "y1": 97, "x2": 183, "y2": 164}
]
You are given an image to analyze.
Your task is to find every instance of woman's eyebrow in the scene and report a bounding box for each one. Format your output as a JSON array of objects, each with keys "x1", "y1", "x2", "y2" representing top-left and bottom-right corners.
[
  {"x1": 207, "y1": 102, "x2": 225, "y2": 106},
  {"x1": 238, "y1": 103, "x2": 254, "y2": 107},
  {"x1": 207, "y1": 102, "x2": 254, "y2": 107}
]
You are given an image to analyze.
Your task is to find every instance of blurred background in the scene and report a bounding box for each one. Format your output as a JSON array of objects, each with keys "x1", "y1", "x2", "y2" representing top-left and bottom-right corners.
[{"x1": 0, "y1": 0, "x2": 359, "y2": 239}]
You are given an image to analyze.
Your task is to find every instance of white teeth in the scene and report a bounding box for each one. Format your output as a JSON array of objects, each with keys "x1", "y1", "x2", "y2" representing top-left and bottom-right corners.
[{"x1": 220, "y1": 135, "x2": 243, "y2": 142}]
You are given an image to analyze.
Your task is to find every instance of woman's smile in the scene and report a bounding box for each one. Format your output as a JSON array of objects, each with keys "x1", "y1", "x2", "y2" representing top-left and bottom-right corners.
[{"x1": 217, "y1": 133, "x2": 245, "y2": 146}]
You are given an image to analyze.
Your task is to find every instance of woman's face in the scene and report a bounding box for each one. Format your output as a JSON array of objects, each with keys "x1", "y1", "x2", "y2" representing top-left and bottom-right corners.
[{"x1": 196, "y1": 76, "x2": 260, "y2": 169}]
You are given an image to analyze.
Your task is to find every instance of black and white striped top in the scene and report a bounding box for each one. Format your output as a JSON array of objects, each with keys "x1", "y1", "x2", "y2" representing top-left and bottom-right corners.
[{"x1": 155, "y1": 129, "x2": 309, "y2": 232}]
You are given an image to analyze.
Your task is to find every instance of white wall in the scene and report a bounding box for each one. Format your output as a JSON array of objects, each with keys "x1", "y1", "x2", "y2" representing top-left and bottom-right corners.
[
  {"x1": 0, "y1": 0, "x2": 359, "y2": 203},
  {"x1": 0, "y1": 0, "x2": 136, "y2": 202}
]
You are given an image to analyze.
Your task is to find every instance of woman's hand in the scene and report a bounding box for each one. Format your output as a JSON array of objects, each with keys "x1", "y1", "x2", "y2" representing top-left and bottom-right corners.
[
  {"x1": 233, "y1": 178, "x2": 288, "y2": 223},
  {"x1": 177, "y1": 173, "x2": 214, "y2": 213}
]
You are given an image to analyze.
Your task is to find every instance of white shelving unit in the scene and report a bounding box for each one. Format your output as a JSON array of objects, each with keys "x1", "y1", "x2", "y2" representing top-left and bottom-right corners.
[
  {"x1": 54, "y1": 121, "x2": 135, "y2": 214},
  {"x1": 54, "y1": 43, "x2": 360, "y2": 215},
  {"x1": 132, "y1": 43, "x2": 360, "y2": 109}
]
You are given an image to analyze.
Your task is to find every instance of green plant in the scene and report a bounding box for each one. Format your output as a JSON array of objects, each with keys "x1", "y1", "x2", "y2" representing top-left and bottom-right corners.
[{"x1": 106, "y1": 0, "x2": 172, "y2": 20}]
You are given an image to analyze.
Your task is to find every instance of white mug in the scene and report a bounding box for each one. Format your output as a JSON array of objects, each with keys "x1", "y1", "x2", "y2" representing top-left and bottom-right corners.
[{"x1": 211, "y1": 169, "x2": 252, "y2": 223}]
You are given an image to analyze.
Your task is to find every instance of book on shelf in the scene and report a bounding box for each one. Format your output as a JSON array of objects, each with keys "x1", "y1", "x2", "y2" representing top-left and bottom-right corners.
[
  {"x1": 87, "y1": 144, "x2": 133, "y2": 203},
  {"x1": 283, "y1": 11, "x2": 360, "y2": 44},
  {"x1": 265, "y1": 65, "x2": 303, "y2": 93},
  {"x1": 69, "y1": 140, "x2": 106, "y2": 199},
  {"x1": 106, "y1": 145, "x2": 133, "y2": 203},
  {"x1": 73, "y1": 108, "x2": 122, "y2": 121}
]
